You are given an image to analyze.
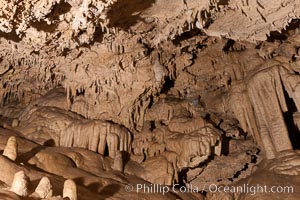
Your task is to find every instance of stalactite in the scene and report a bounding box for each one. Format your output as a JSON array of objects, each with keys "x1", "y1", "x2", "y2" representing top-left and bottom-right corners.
[
  {"x1": 228, "y1": 84, "x2": 262, "y2": 147},
  {"x1": 247, "y1": 66, "x2": 292, "y2": 159},
  {"x1": 16, "y1": 106, "x2": 132, "y2": 158}
]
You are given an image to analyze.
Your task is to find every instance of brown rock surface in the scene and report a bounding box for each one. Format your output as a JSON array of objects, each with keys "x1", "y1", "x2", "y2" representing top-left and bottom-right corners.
[{"x1": 0, "y1": 0, "x2": 300, "y2": 199}]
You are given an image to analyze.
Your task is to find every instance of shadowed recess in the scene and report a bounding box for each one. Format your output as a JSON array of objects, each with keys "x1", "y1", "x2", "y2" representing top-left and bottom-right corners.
[
  {"x1": 106, "y1": 0, "x2": 156, "y2": 31},
  {"x1": 31, "y1": 1, "x2": 72, "y2": 33}
]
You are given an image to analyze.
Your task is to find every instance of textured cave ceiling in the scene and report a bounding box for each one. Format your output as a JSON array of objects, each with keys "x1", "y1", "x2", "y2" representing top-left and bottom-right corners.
[{"x1": 0, "y1": 0, "x2": 300, "y2": 199}]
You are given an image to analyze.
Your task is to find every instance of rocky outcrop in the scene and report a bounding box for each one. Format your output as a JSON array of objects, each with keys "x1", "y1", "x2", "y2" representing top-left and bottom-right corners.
[
  {"x1": 0, "y1": 0, "x2": 300, "y2": 200},
  {"x1": 15, "y1": 105, "x2": 132, "y2": 158}
]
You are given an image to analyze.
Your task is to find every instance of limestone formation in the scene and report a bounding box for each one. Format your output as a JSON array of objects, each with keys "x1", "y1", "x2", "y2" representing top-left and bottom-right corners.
[
  {"x1": 111, "y1": 151, "x2": 124, "y2": 172},
  {"x1": 3, "y1": 136, "x2": 17, "y2": 161},
  {"x1": 0, "y1": 0, "x2": 300, "y2": 200},
  {"x1": 11, "y1": 119, "x2": 18, "y2": 128},
  {"x1": 9, "y1": 171, "x2": 29, "y2": 197},
  {"x1": 15, "y1": 106, "x2": 132, "y2": 158},
  {"x1": 34, "y1": 177, "x2": 53, "y2": 198},
  {"x1": 63, "y1": 179, "x2": 77, "y2": 200}
]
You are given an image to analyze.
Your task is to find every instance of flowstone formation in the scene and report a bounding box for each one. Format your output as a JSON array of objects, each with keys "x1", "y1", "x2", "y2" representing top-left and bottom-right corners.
[{"x1": 0, "y1": 0, "x2": 300, "y2": 199}]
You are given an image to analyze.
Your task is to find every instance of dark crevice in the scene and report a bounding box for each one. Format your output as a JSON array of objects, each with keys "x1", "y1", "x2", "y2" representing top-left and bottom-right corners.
[
  {"x1": 267, "y1": 19, "x2": 300, "y2": 42},
  {"x1": 76, "y1": 88, "x2": 85, "y2": 97},
  {"x1": 232, "y1": 163, "x2": 249, "y2": 179},
  {"x1": 282, "y1": 85, "x2": 300, "y2": 149},
  {"x1": 0, "y1": 31, "x2": 21, "y2": 42},
  {"x1": 31, "y1": 20, "x2": 58, "y2": 33},
  {"x1": 141, "y1": 42, "x2": 155, "y2": 56},
  {"x1": 147, "y1": 95, "x2": 154, "y2": 109},
  {"x1": 31, "y1": 1, "x2": 72, "y2": 33},
  {"x1": 200, "y1": 10, "x2": 214, "y2": 28},
  {"x1": 282, "y1": 18, "x2": 300, "y2": 35},
  {"x1": 92, "y1": 27, "x2": 105, "y2": 44},
  {"x1": 250, "y1": 150, "x2": 260, "y2": 163},
  {"x1": 104, "y1": 142, "x2": 109, "y2": 157},
  {"x1": 267, "y1": 31, "x2": 287, "y2": 42},
  {"x1": 222, "y1": 39, "x2": 235, "y2": 54},
  {"x1": 160, "y1": 77, "x2": 175, "y2": 94},
  {"x1": 149, "y1": 120, "x2": 156, "y2": 131},
  {"x1": 177, "y1": 168, "x2": 189, "y2": 186},
  {"x1": 172, "y1": 29, "x2": 202, "y2": 46},
  {"x1": 218, "y1": 0, "x2": 229, "y2": 6},
  {"x1": 229, "y1": 150, "x2": 259, "y2": 181},
  {"x1": 220, "y1": 135, "x2": 230, "y2": 156},
  {"x1": 60, "y1": 48, "x2": 71, "y2": 57},
  {"x1": 106, "y1": 0, "x2": 156, "y2": 31}
]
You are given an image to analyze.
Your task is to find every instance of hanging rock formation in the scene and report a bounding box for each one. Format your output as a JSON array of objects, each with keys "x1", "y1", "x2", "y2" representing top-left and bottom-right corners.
[
  {"x1": 111, "y1": 151, "x2": 124, "y2": 172},
  {"x1": 0, "y1": 0, "x2": 300, "y2": 200},
  {"x1": 15, "y1": 105, "x2": 132, "y2": 158}
]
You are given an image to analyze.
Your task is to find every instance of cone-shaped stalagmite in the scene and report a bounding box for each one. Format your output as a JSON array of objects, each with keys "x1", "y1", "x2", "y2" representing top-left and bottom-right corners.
[
  {"x1": 10, "y1": 171, "x2": 29, "y2": 197},
  {"x1": 63, "y1": 179, "x2": 77, "y2": 200},
  {"x1": 35, "y1": 177, "x2": 53, "y2": 198},
  {"x1": 3, "y1": 136, "x2": 18, "y2": 161}
]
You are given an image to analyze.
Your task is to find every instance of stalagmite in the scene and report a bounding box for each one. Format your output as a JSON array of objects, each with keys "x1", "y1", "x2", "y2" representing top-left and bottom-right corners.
[
  {"x1": 63, "y1": 179, "x2": 77, "y2": 200},
  {"x1": 0, "y1": 1, "x2": 300, "y2": 199},
  {"x1": 34, "y1": 177, "x2": 53, "y2": 198},
  {"x1": 11, "y1": 119, "x2": 19, "y2": 128},
  {"x1": 10, "y1": 171, "x2": 29, "y2": 197},
  {"x1": 3, "y1": 136, "x2": 18, "y2": 161}
]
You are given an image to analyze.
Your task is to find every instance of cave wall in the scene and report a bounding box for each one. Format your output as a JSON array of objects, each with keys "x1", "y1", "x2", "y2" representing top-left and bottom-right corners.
[{"x1": 0, "y1": 0, "x2": 300, "y2": 199}]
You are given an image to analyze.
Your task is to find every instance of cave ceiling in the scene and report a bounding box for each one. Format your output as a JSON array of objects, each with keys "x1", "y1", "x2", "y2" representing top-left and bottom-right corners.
[{"x1": 0, "y1": 0, "x2": 300, "y2": 199}]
